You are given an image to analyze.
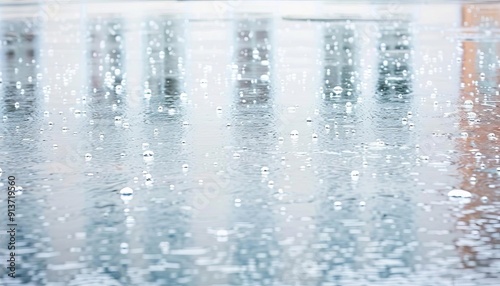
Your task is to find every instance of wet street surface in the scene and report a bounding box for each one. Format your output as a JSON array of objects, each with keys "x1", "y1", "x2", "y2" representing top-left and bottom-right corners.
[{"x1": 0, "y1": 1, "x2": 499, "y2": 285}]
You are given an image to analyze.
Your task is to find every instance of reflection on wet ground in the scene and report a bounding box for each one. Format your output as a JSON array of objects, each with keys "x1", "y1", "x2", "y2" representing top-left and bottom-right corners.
[{"x1": 0, "y1": 2, "x2": 499, "y2": 286}]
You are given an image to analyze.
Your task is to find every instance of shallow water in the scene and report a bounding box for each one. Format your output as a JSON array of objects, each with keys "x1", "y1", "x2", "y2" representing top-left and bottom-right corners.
[{"x1": 0, "y1": 1, "x2": 499, "y2": 286}]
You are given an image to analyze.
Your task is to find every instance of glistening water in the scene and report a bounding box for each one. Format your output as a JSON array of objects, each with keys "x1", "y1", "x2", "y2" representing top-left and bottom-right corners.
[{"x1": 0, "y1": 2, "x2": 499, "y2": 286}]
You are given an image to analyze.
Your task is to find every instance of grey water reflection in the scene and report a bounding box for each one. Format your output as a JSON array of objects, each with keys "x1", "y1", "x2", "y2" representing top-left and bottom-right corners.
[
  {"x1": 137, "y1": 17, "x2": 192, "y2": 285},
  {"x1": 228, "y1": 17, "x2": 281, "y2": 286},
  {"x1": 0, "y1": 5, "x2": 499, "y2": 286},
  {"x1": 0, "y1": 20, "x2": 48, "y2": 285}
]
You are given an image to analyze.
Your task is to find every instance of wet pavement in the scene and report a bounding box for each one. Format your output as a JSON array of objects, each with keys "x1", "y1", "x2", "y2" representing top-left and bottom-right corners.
[{"x1": 0, "y1": 1, "x2": 499, "y2": 285}]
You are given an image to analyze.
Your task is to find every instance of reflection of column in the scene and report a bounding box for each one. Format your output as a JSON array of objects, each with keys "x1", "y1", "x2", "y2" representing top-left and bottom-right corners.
[
  {"x1": 134, "y1": 17, "x2": 192, "y2": 284},
  {"x1": 310, "y1": 19, "x2": 418, "y2": 284},
  {"x1": 373, "y1": 20, "x2": 413, "y2": 141},
  {"x1": 0, "y1": 19, "x2": 47, "y2": 285},
  {"x1": 63, "y1": 17, "x2": 128, "y2": 285},
  {"x1": 227, "y1": 17, "x2": 281, "y2": 286},
  {"x1": 456, "y1": 4, "x2": 500, "y2": 271},
  {"x1": 312, "y1": 21, "x2": 367, "y2": 285},
  {"x1": 323, "y1": 22, "x2": 359, "y2": 97},
  {"x1": 376, "y1": 20, "x2": 412, "y2": 102}
]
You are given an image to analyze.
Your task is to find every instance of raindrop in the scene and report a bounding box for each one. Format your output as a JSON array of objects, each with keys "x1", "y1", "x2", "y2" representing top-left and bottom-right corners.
[
  {"x1": 333, "y1": 86, "x2": 343, "y2": 95},
  {"x1": 182, "y1": 164, "x2": 189, "y2": 171},
  {"x1": 464, "y1": 100, "x2": 474, "y2": 108},
  {"x1": 351, "y1": 170, "x2": 360, "y2": 179},
  {"x1": 261, "y1": 166, "x2": 269, "y2": 175},
  {"x1": 200, "y1": 79, "x2": 208, "y2": 88},
  {"x1": 144, "y1": 88, "x2": 152, "y2": 99},
  {"x1": 143, "y1": 150, "x2": 154, "y2": 160},
  {"x1": 120, "y1": 242, "x2": 129, "y2": 254},
  {"x1": 334, "y1": 201, "x2": 342, "y2": 209},
  {"x1": 85, "y1": 153, "x2": 92, "y2": 161},
  {"x1": 290, "y1": 130, "x2": 299, "y2": 139},
  {"x1": 120, "y1": 187, "x2": 134, "y2": 204},
  {"x1": 447, "y1": 189, "x2": 472, "y2": 203}
]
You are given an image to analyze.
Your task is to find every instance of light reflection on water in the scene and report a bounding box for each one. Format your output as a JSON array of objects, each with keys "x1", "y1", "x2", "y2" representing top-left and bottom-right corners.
[{"x1": 0, "y1": 3, "x2": 499, "y2": 286}]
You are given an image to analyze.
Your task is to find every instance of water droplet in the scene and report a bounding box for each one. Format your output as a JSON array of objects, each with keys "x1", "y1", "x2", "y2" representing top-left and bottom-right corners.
[
  {"x1": 200, "y1": 79, "x2": 208, "y2": 88},
  {"x1": 143, "y1": 150, "x2": 154, "y2": 160},
  {"x1": 333, "y1": 86, "x2": 343, "y2": 95},
  {"x1": 115, "y1": 85, "x2": 123, "y2": 94},
  {"x1": 480, "y1": 196, "x2": 488, "y2": 203},
  {"x1": 261, "y1": 166, "x2": 269, "y2": 175},
  {"x1": 120, "y1": 187, "x2": 134, "y2": 204},
  {"x1": 144, "y1": 88, "x2": 152, "y2": 99},
  {"x1": 334, "y1": 201, "x2": 342, "y2": 210},
  {"x1": 14, "y1": 102, "x2": 20, "y2": 109},
  {"x1": 447, "y1": 189, "x2": 472, "y2": 203},
  {"x1": 290, "y1": 130, "x2": 299, "y2": 139},
  {"x1": 351, "y1": 170, "x2": 360, "y2": 179},
  {"x1": 85, "y1": 153, "x2": 92, "y2": 161},
  {"x1": 120, "y1": 242, "x2": 129, "y2": 254},
  {"x1": 464, "y1": 100, "x2": 474, "y2": 108},
  {"x1": 312, "y1": 133, "x2": 318, "y2": 140},
  {"x1": 182, "y1": 164, "x2": 189, "y2": 171}
]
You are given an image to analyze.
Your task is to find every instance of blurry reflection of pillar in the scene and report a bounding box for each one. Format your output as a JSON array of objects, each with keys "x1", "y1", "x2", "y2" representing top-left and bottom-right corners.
[
  {"x1": 0, "y1": 19, "x2": 47, "y2": 285},
  {"x1": 73, "y1": 17, "x2": 127, "y2": 285},
  {"x1": 138, "y1": 17, "x2": 192, "y2": 285},
  {"x1": 456, "y1": 3, "x2": 500, "y2": 270},
  {"x1": 228, "y1": 17, "x2": 281, "y2": 286}
]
